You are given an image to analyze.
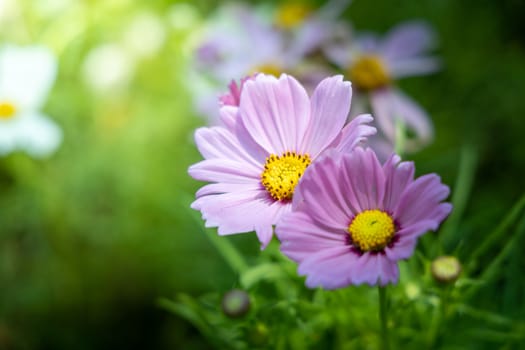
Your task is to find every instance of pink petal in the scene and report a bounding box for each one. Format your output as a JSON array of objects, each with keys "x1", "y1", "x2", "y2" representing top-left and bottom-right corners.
[
  {"x1": 240, "y1": 74, "x2": 311, "y2": 155},
  {"x1": 381, "y1": 21, "x2": 437, "y2": 61},
  {"x1": 387, "y1": 57, "x2": 441, "y2": 78},
  {"x1": 191, "y1": 189, "x2": 288, "y2": 247},
  {"x1": 370, "y1": 88, "x2": 434, "y2": 151},
  {"x1": 298, "y1": 246, "x2": 359, "y2": 289},
  {"x1": 277, "y1": 211, "x2": 347, "y2": 262},
  {"x1": 382, "y1": 154, "x2": 415, "y2": 212},
  {"x1": 340, "y1": 148, "x2": 386, "y2": 211},
  {"x1": 332, "y1": 114, "x2": 376, "y2": 153},
  {"x1": 301, "y1": 75, "x2": 352, "y2": 156},
  {"x1": 194, "y1": 126, "x2": 261, "y2": 169},
  {"x1": 296, "y1": 158, "x2": 356, "y2": 229},
  {"x1": 385, "y1": 235, "x2": 418, "y2": 261},
  {"x1": 395, "y1": 173, "x2": 452, "y2": 229},
  {"x1": 351, "y1": 253, "x2": 399, "y2": 286},
  {"x1": 188, "y1": 158, "x2": 260, "y2": 184}
]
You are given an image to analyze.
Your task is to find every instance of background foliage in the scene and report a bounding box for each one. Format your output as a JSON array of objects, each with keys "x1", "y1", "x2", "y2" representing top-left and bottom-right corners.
[{"x1": 1, "y1": 0, "x2": 524, "y2": 349}]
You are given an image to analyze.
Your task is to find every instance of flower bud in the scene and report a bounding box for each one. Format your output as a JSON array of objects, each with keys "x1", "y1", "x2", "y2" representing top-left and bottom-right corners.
[
  {"x1": 221, "y1": 289, "x2": 250, "y2": 318},
  {"x1": 431, "y1": 256, "x2": 461, "y2": 283}
]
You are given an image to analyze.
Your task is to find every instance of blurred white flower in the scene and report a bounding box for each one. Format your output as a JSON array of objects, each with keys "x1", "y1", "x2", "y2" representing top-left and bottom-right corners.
[
  {"x1": 123, "y1": 12, "x2": 166, "y2": 59},
  {"x1": 82, "y1": 43, "x2": 133, "y2": 93},
  {"x1": 0, "y1": 45, "x2": 62, "y2": 158}
]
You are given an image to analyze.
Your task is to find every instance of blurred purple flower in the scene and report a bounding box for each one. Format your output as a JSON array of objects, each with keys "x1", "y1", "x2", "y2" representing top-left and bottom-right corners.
[
  {"x1": 276, "y1": 147, "x2": 452, "y2": 288},
  {"x1": 190, "y1": 2, "x2": 345, "y2": 123},
  {"x1": 189, "y1": 74, "x2": 375, "y2": 248},
  {"x1": 327, "y1": 21, "x2": 439, "y2": 155}
]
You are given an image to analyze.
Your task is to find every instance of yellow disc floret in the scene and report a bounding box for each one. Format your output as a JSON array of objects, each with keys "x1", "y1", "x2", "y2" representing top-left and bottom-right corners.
[
  {"x1": 348, "y1": 55, "x2": 391, "y2": 91},
  {"x1": 0, "y1": 101, "x2": 17, "y2": 120},
  {"x1": 250, "y1": 63, "x2": 282, "y2": 77},
  {"x1": 275, "y1": 3, "x2": 312, "y2": 29},
  {"x1": 261, "y1": 151, "x2": 311, "y2": 201},
  {"x1": 348, "y1": 210, "x2": 395, "y2": 252}
]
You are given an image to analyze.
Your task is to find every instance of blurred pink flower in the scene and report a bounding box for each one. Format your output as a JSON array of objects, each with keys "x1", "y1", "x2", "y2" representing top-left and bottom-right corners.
[
  {"x1": 327, "y1": 21, "x2": 439, "y2": 156},
  {"x1": 218, "y1": 75, "x2": 255, "y2": 108},
  {"x1": 276, "y1": 147, "x2": 452, "y2": 288},
  {"x1": 189, "y1": 74, "x2": 375, "y2": 248}
]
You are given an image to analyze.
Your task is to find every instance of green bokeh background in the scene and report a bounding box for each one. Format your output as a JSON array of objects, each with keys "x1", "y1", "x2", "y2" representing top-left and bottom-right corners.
[{"x1": 1, "y1": 0, "x2": 524, "y2": 348}]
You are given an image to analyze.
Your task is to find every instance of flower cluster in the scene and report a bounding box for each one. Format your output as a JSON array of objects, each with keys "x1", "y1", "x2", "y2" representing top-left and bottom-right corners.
[
  {"x1": 192, "y1": 2, "x2": 440, "y2": 158},
  {"x1": 189, "y1": 3, "x2": 451, "y2": 289},
  {"x1": 189, "y1": 72, "x2": 451, "y2": 288}
]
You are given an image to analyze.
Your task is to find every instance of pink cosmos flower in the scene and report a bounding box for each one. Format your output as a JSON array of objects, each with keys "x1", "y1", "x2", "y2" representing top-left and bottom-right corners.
[
  {"x1": 189, "y1": 74, "x2": 376, "y2": 248},
  {"x1": 327, "y1": 21, "x2": 439, "y2": 155},
  {"x1": 276, "y1": 147, "x2": 452, "y2": 288}
]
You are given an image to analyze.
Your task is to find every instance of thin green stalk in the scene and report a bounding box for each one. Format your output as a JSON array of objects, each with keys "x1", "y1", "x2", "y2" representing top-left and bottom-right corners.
[
  {"x1": 183, "y1": 196, "x2": 249, "y2": 275},
  {"x1": 394, "y1": 119, "x2": 406, "y2": 157},
  {"x1": 378, "y1": 286, "x2": 390, "y2": 350},
  {"x1": 439, "y1": 144, "x2": 478, "y2": 252},
  {"x1": 467, "y1": 192, "x2": 525, "y2": 271},
  {"x1": 202, "y1": 226, "x2": 249, "y2": 275},
  {"x1": 465, "y1": 213, "x2": 525, "y2": 300}
]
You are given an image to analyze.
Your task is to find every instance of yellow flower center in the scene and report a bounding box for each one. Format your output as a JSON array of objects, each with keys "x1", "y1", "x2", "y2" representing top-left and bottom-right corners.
[
  {"x1": 348, "y1": 210, "x2": 395, "y2": 252},
  {"x1": 0, "y1": 101, "x2": 17, "y2": 120},
  {"x1": 275, "y1": 3, "x2": 312, "y2": 29},
  {"x1": 348, "y1": 55, "x2": 391, "y2": 91},
  {"x1": 250, "y1": 63, "x2": 282, "y2": 77},
  {"x1": 261, "y1": 151, "x2": 311, "y2": 201}
]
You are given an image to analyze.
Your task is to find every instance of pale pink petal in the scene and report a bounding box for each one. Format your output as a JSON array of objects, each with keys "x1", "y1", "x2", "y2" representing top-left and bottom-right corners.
[
  {"x1": 366, "y1": 134, "x2": 395, "y2": 163},
  {"x1": 385, "y1": 235, "x2": 418, "y2": 261},
  {"x1": 370, "y1": 88, "x2": 434, "y2": 151},
  {"x1": 381, "y1": 21, "x2": 437, "y2": 61},
  {"x1": 277, "y1": 211, "x2": 347, "y2": 262},
  {"x1": 196, "y1": 183, "x2": 262, "y2": 197},
  {"x1": 298, "y1": 246, "x2": 359, "y2": 289},
  {"x1": 295, "y1": 152, "x2": 357, "y2": 229},
  {"x1": 192, "y1": 189, "x2": 287, "y2": 247},
  {"x1": 194, "y1": 127, "x2": 261, "y2": 169},
  {"x1": 332, "y1": 114, "x2": 376, "y2": 153},
  {"x1": 382, "y1": 154, "x2": 415, "y2": 212},
  {"x1": 351, "y1": 253, "x2": 399, "y2": 286},
  {"x1": 188, "y1": 159, "x2": 260, "y2": 183},
  {"x1": 387, "y1": 57, "x2": 441, "y2": 78},
  {"x1": 388, "y1": 90, "x2": 434, "y2": 151},
  {"x1": 395, "y1": 174, "x2": 452, "y2": 228},
  {"x1": 219, "y1": 105, "x2": 238, "y2": 130},
  {"x1": 240, "y1": 74, "x2": 311, "y2": 154},
  {"x1": 340, "y1": 148, "x2": 386, "y2": 211},
  {"x1": 302, "y1": 75, "x2": 352, "y2": 156}
]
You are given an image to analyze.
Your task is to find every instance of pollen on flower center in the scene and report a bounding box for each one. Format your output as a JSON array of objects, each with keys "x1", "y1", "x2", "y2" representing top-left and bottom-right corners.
[
  {"x1": 250, "y1": 63, "x2": 282, "y2": 77},
  {"x1": 0, "y1": 101, "x2": 17, "y2": 120},
  {"x1": 348, "y1": 210, "x2": 395, "y2": 252},
  {"x1": 348, "y1": 55, "x2": 391, "y2": 91},
  {"x1": 275, "y1": 3, "x2": 312, "y2": 29},
  {"x1": 261, "y1": 151, "x2": 311, "y2": 201}
]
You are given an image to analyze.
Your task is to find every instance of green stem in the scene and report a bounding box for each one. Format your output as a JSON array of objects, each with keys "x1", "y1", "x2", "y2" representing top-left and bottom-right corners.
[
  {"x1": 183, "y1": 196, "x2": 249, "y2": 275},
  {"x1": 439, "y1": 144, "x2": 478, "y2": 253},
  {"x1": 394, "y1": 119, "x2": 406, "y2": 157},
  {"x1": 203, "y1": 227, "x2": 249, "y2": 275},
  {"x1": 467, "y1": 192, "x2": 525, "y2": 271},
  {"x1": 378, "y1": 286, "x2": 390, "y2": 350}
]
